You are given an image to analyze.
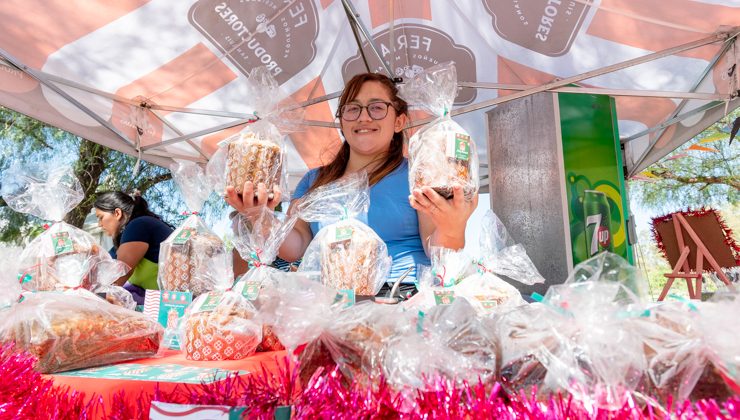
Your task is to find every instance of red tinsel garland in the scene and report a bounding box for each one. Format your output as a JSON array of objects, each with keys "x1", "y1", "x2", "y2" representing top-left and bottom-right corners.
[{"x1": 651, "y1": 207, "x2": 740, "y2": 268}]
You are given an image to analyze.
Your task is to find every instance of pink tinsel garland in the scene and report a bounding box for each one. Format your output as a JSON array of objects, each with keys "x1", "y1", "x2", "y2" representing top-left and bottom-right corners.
[{"x1": 2, "y1": 343, "x2": 738, "y2": 419}]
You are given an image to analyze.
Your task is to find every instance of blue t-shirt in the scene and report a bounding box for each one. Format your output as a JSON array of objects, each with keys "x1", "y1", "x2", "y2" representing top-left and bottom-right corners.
[
  {"x1": 293, "y1": 159, "x2": 430, "y2": 283},
  {"x1": 109, "y1": 216, "x2": 173, "y2": 262}
]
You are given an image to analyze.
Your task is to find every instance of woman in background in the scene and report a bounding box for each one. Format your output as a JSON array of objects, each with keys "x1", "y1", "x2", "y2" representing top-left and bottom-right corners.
[{"x1": 94, "y1": 191, "x2": 173, "y2": 304}]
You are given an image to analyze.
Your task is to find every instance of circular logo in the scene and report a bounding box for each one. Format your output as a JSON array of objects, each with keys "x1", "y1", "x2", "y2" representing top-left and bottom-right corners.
[{"x1": 597, "y1": 225, "x2": 610, "y2": 248}]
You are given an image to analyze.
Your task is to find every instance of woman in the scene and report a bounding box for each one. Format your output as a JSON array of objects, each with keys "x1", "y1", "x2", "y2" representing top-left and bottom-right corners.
[
  {"x1": 94, "y1": 191, "x2": 174, "y2": 304},
  {"x1": 226, "y1": 73, "x2": 477, "y2": 296}
]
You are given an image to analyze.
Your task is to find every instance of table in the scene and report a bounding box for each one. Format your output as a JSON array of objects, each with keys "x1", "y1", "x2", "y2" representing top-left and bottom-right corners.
[{"x1": 47, "y1": 349, "x2": 288, "y2": 418}]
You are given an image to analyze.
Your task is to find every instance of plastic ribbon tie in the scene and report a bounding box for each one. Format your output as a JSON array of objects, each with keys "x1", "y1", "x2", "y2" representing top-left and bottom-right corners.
[
  {"x1": 216, "y1": 117, "x2": 261, "y2": 148},
  {"x1": 247, "y1": 250, "x2": 263, "y2": 269},
  {"x1": 181, "y1": 211, "x2": 199, "y2": 216},
  {"x1": 42, "y1": 223, "x2": 50, "y2": 230}
]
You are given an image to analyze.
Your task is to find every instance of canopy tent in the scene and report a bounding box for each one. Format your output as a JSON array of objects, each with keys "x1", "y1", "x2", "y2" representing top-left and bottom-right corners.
[{"x1": 0, "y1": 0, "x2": 738, "y2": 192}]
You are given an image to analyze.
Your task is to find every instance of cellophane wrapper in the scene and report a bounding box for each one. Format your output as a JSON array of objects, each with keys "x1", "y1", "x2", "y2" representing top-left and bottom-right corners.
[
  {"x1": 158, "y1": 214, "x2": 232, "y2": 297},
  {"x1": 0, "y1": 289, "x2": 162, "y2": 373},
  {"x1": 399, "y1": 62, "x2": 478, "y2": 200},
  {"x1": 297, "y1": 173, "x2": 390, "y2": 296},
  {"x1": 206, "y1": 67, "x2": 303, "y2": 200},
  {"x1": 179, "y1": 290, "x2": 261, "y2": 361}
]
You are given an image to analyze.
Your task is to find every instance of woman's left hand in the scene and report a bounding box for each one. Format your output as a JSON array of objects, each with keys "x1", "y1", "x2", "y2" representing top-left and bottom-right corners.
[{"x1": 409, "y1": 185, "x2": 478, "y2": 247}]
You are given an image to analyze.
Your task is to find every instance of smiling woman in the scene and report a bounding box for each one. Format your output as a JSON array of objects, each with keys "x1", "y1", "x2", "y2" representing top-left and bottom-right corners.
[
  {"x1": 225, "y1": 72, "x2": 478, "y2": 295},
  {"x1": 93, "y1": 191, "x2": 174, "y2": 305}
]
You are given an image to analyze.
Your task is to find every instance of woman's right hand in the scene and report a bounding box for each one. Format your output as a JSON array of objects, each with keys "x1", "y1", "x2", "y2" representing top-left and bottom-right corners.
[{"x1": 225, "y1": 181, "x2": 282, "y2": 212}]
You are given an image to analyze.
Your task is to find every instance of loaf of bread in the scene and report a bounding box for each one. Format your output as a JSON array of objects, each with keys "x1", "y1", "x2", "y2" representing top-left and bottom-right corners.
[
  {"x1": 159, "y1": 226, "x2": 228, "y2": 296},
  {"x1": 183, "y1": 291, "x2": 261, "y2": 361},
  {"x1": 225, "y1": 132, "x2": 282, "y2": 195},
  {"x1": 319, "y1": 221, "x2": 386, "y2": 296},
  {"x1": 1, "y1": 291, "x2": 162, "y2": 373},
  {"x1": 408, "y1": 120, "x2": 477, "y2": 201}
]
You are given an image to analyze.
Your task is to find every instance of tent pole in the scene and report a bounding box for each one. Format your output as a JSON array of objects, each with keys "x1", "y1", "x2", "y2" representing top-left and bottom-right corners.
[
  {"x1": 341, "y1": 0, "x2": 394, "y2": 76},
  {"x1": 406, "y1": 30, "x2": 733, "y2": 129},
  {"x1": 627, "y1": 31, "x2": 739, "y2": 177},
  {"x1": 343, "y1": 1, "x2": 371, "y2": 73},
  {"x1": 148, "y1": 108, "x2": 210, "y2": 160},
  {"x1": 622, "y1": 101, "x2": 726, "y2": 143},
  {"x1": 0, "y1": 48, "x2": 137, "y2": 150},
  {"x1": 141, "y1": 118, "x2": 255, "y2": 151}
]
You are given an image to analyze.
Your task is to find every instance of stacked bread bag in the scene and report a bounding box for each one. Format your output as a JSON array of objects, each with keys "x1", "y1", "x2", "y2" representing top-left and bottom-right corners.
[
  {"x1": 207, "y1": 66, "x2": 302, "y2": 202},
  {"x1": 399, "y1": 62, "x2": 478, "y2": 201},
  {"x1": 296, "y1": 172, "x2": 391, "y2": 297},
  {"x1": 158, "y1": 162, "x2": 232, "y2": 297},
  {"x1": 0, "y1": 164, "x2": 162, "y2": 373},
  {"x1": 231, "y1": 205, "x2": 299, "y2": 351}
]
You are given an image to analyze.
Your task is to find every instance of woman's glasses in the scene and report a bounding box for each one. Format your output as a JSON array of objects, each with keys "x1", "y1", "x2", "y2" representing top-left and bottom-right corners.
[{"x1": 339, "y1": 101, "x2": 395, "y2": 121}]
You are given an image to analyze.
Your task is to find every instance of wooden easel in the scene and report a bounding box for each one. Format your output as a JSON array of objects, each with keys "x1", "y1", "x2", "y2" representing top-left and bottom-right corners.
[{"x1": 653, "y1": 212, "x2": 737, "y2": 301}]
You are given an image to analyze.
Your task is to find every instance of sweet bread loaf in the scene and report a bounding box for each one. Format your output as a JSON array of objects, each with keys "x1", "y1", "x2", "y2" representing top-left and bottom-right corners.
[
  {"x1": 159, "y1": 228, "x2": 227, "y2": 296},
  {"x1": 319, "y1": 221, "x2": 384, "y2": 296},
  {"x1": 183, "y1": 292, "x2": 261, "y2": 361},
  {"x1": 2, "y1": 292, "x2": 162, "y2": 373},
  {"x1": 226, "y1": 133, "x2": 282, "y2": 195}
]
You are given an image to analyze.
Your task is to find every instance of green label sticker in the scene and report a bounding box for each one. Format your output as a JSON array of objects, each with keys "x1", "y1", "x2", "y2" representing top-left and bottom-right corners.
[
  {"x1": 240, "y1": 281, "x2": 261, "y2": 301},
  {"x1": 160, "y1": 291, "x2": 192, "y2": 350},
  {"x1": 18, "y1": 271, "x2": 33, "y2": 284},
  {"x1": 334, "y1": 226, "x2": 354, "y2": 242},
  {"x1": 447, "y1": 132, "x2": 470, "y2": 162},
  {"x1": 51, "y1": 231, "x2": 74, "y2": 255},
  {"x1": 335, "y1": 289, "x2": 355, "y2": 308},
  {"x1": 173, "y1": 228, "x2": 194, "y2": 245},
  {"x1": 195, "y1": 293, "x2": 222, "y2": 313},
  {"x1": 433, "y1": 290, "x2": 456, "y2": 305}
]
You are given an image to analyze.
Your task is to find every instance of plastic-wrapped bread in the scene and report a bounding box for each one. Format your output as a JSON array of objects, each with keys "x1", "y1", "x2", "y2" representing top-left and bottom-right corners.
[
  {"x1": 297, "y1": 172, "x2": 390, "y2": 296},
  {"x1": 158, "y1": 162, "x2": 233, "y2": 296},
  {"x1": 399, "y1": 62, "x2": 479, "y2": 201},
  {"x1": 181, "y1": 290, "x2": 261, "y2": 361},
  {"x1": 225, "y1": 132, "x2": 283, "y2": 195},
  {"x1": 0, "y1": 290, "x2": 163, "y2": 373}
]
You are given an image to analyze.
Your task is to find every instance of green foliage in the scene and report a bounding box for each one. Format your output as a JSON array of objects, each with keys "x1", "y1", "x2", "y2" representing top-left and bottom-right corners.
[{"x1": 629, "y1": 109, "x2": 740, "y2": 212}]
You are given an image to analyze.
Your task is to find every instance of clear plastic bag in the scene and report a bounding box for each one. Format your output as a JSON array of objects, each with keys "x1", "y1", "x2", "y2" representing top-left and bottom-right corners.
[
  {"x1": 409, "y1": 247, "x2": 477, "y2": 311},
  {"x1": 539, "y1": 280, "x2": 647, "y2": 410},
  {"x1": 206, "y1": 67, "x2": 303, "y2": 200},
  {"x1": 2, "y1": 163, "x2": 131, "y2": 293},
  {"x1": 564, "y1": 251, "x2": 648, "y2": 302},
  {"x1": 179, "y1": 290, "x2": 261, "y2": 361},
  {"x1": 232, "y1": 205, "x2": 299, "y2": 271},
  {"x1": 0, "y1": 245, "x2": 23, "y2": 310},
  {"x1": 399, "y1": 62, "x2": 478, "y2": 201},
  {"x1": 298, "y1": 302, "x2": 401, "y2": 387},
  {"x1": 694, "y1": 293, "x2": 740, "y2": 399},
  {"x1": 0, "y1": 289, "x2": 163, "y2": 373},
  {"x1": 297, "y1": 173, "x2": 391, "y2": 296},
  {"x1": 476, "y1": 210, "x2": 545, "y2": 286},
  {"x1": 158, "y1": 162, "x2": 231, "y2": 296}
]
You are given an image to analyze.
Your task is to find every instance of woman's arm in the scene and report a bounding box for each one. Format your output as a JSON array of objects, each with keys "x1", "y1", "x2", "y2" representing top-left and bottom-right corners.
[
  {"x1": 412, "y1": 185, "x2": 478, "y2": 253},
  {"x1": 277, "y1": 200, "x2": 314, "y2": 262},
  {"x1": 113, "y1": 241, "x2": 149, "y2": 286}
]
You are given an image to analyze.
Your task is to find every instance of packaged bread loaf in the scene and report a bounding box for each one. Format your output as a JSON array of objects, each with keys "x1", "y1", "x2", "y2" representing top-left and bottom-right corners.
[
  {"x1": 0, "y1": 290, "x2": 163, "y2": 373},
  {"x1": 181, "y1": 290, "x2": 262, "y2": 361},
  {"x1": 399, "y1": 62, "x2": 479, "y2": 201},
  {"x1": 207, "y1": 67, "x2": 302, "y2": 201},
  {"x1": 2, "y1": 164, "x2": 130, "y2": 293},
  {"x1": 296, "y1": 172, "x2": 390, "y2": 296},
  {"x1": 158, "y1": 162, "x2": 232, "y2": 296}
]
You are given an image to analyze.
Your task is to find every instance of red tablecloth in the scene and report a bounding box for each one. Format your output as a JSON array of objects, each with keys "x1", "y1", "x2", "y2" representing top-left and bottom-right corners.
[{"x1": 47, "y1": 349, "x2": 287, "y2": 418}]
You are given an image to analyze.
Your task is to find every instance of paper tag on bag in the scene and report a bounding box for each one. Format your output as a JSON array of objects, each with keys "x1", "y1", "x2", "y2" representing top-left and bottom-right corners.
[
  {"x1": 192, "y1": 292, "x2": 222, "y2": 313},
  {"x1": 445, "y1": 132, "x2": 471, "y2": 162},
  {"x1": 173, "y1": 228, "x2": 194, "y2": 245},
  {"x1": 433, "y1": 289, "x2": 456, "y2": 305},
  {"x1": 51, "y1": 231, "x2": 74, "y2": 255}
]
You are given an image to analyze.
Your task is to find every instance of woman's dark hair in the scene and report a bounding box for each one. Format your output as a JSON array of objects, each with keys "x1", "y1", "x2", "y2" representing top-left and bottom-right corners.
[
  {"x1": 307, "y1": 73, "x2": 408, "y2": 193},
  {"x1": 94, "y1": 191, "x2": 167, "y2": 248}
]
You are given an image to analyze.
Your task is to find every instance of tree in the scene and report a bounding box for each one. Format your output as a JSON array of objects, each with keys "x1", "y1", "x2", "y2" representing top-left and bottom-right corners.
[
  {"x1": 0, "y1": 106, "x2": 179, "y2": 244},
  {"x1": 629, "y1": 109, "x2": 740, "y2": 212}
]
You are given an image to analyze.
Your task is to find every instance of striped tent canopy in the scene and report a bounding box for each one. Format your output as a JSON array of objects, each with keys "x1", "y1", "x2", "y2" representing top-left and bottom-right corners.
[{"x1": 1, "y1": 0, "x2": 738, "y2": 191}]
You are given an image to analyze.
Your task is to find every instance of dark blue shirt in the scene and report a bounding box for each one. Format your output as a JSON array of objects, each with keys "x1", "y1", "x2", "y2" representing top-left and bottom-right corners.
[{"x1": 109, "y1": 216, "x2": 173, "y2": 262}]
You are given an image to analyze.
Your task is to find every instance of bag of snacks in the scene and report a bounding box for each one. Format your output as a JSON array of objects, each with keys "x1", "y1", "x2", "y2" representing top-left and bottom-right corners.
[
  {"x1": 406, "y1": 247, "x2": 477, "y2": 312},
  {"x1": 297, "y1": 173, "x2": 391, "y2": 296},
  {"x1": 399, "y1": 62, "x2": 478, "y2": 200},
  {"x1": 2, "y1": 164, "x2": 130, "y2": 294},
  {"x1": 158, "y1": 162, "x2": 232, "y2": 297},
  {"x1": 0, "y1": 289, "x2": 162, "y2": 373},
  {"x1": 207, "y1": 66, "x2": 302, "y2": 200}
]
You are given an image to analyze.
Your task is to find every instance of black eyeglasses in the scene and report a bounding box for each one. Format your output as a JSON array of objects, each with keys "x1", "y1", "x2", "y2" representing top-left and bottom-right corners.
[{"x1": 338, "y1": 101, "x2": 395, "y2": 121}]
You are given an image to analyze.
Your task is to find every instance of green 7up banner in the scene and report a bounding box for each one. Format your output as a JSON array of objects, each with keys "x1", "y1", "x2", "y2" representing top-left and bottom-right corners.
[{"x1": 558, "y1": 93, "x2": 634, "y2": 265}]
